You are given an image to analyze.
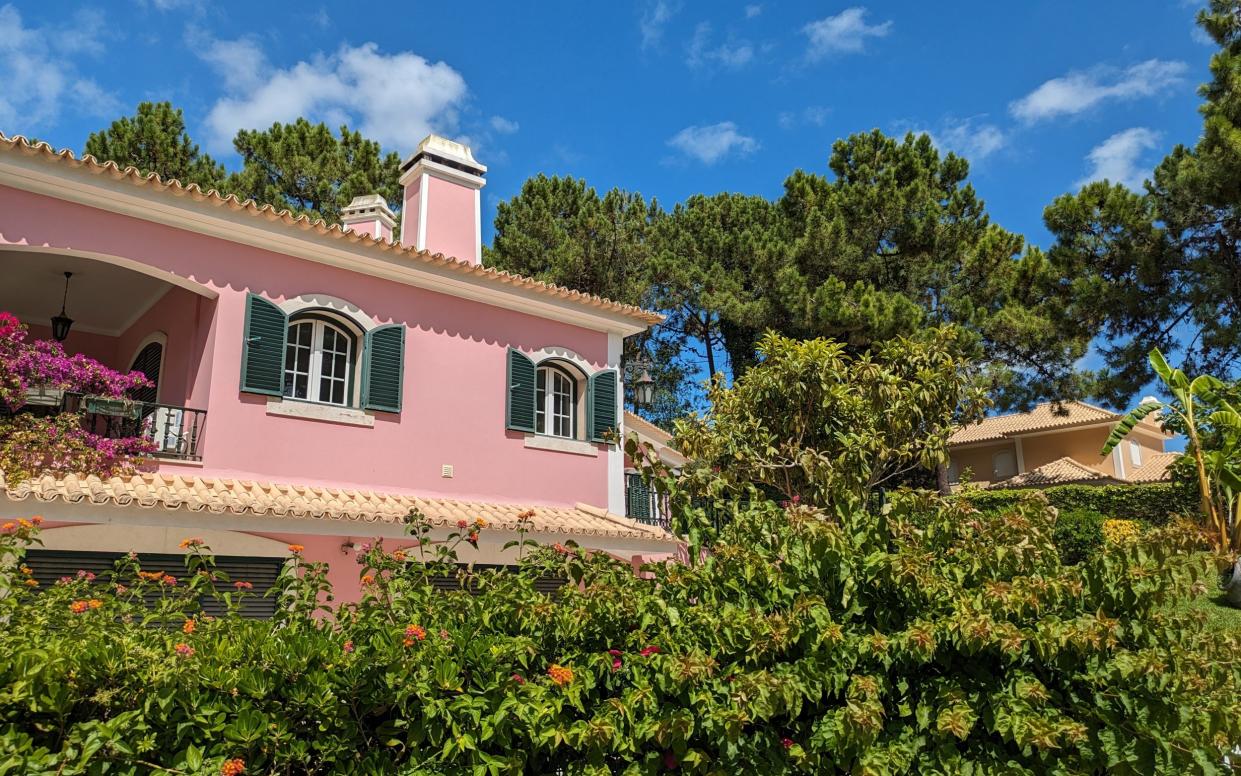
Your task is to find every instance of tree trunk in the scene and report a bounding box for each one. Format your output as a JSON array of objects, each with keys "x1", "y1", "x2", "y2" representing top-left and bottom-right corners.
[{"x1": 936, "y1": 461, "x2": 951, "y2": 496}]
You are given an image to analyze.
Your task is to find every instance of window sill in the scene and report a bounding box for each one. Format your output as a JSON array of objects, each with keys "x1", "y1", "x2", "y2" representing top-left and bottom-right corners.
[
  {"x1": 523, "y1": 434, "x2": 599, "y2": 457},
  {"x1": 266, "y1": 398, "x2": 375, "y2": 427}
]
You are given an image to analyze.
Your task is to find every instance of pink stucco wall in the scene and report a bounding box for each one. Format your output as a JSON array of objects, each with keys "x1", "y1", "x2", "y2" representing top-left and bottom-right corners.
[{"x1": 0, "y1": 184, "x2": 613, "y2": 508}]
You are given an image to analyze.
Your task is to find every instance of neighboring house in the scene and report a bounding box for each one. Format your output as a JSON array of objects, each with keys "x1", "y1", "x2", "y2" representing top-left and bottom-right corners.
[
  {"x1": 0, "y1": 132, "x2": 679, "y2": 602},
  {"x1": 948, "y1": 400, "x2": 1178, "y2": 489}
]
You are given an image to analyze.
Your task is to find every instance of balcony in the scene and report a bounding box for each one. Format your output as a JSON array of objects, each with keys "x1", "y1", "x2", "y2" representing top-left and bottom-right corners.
[
  {"x1": 61, "y1": 392, "x2": 206, "y2": 461},
  {"x1": 625, "y1": 473, "x2": 670, "y2": 530}
]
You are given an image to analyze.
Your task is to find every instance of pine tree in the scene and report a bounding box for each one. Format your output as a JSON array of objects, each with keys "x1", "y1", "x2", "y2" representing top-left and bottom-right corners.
[
  {"x1": 228, "y1": 119, "x2": 401, "y2": 225},
  {"x1": 1043, "y1": 0, "x2": 1241, "y2": 404},
  {"x1": 84, "y1": 102, "x2": 226, "y2": 190}
]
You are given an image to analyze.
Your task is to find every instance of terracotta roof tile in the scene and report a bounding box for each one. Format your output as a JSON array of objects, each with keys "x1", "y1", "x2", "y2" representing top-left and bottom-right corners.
[
  {"x1": 0, "y1": 133, "x2": 662, "y2": 328},
  {"x1": 1128, "y1": 451, "x2": 1179, "y2": 483},
  {"x1": 950, "y1": 401, "x2": 1119, "y2": 445},
  {"x1": 3, "y1": 471, "x2": 677, "y2": 543},
  {"x1": 987, "y1": 457, "x2": 1116, "y2": 489}
]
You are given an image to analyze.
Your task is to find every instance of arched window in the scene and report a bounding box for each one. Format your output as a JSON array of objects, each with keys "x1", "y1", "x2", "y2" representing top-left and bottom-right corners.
[
  {"x1": 283, "y1": 314, "x2": 356, "y2": 406},
  {"x1": 536, "y1": 363, "x2": 578, "y2": 438},
  {"x1": 992, "y1": 449, "x2": 1017, "y2": 480},
  {"x1": 129, "y1": 340, "x2": 163, "y2": 404}
]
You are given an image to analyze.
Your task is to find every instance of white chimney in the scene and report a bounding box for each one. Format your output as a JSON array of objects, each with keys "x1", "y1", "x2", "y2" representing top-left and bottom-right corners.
[
  {"x1": 340, "y1": 194, "x2": 397, "y2": 242},
  {"x1": 399, "y1": 135, "x2": 486, "y2": 265}
]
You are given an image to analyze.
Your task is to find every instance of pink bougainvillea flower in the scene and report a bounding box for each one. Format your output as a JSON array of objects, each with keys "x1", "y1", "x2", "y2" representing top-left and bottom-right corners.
[
  {"x1": 640, "y1": 645, "x2": 661, "y2": 657},
  {"x1": 781, "y1": 737, "x2": 795, "y2": 749},
  {"x1": 510, "y1": 673, "x2": 526, "y2": 685}
]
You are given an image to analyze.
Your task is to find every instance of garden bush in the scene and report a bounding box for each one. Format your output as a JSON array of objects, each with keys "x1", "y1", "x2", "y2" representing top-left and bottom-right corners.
[
  {"x1": 958, "y1": 481, "x2": 1196, "y2": 526},
  {"x1": 2, "y1": 330, "x2": 1240, "y2": 775},
  {"x1": 1051, "y1": 507, "x2": 1106, "y2": 565}
]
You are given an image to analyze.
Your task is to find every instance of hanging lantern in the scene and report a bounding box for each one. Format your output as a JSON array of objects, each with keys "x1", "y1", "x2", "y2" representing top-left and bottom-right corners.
[{"x1": 50, "y1": 271, "x2": 74, "y2": 342}]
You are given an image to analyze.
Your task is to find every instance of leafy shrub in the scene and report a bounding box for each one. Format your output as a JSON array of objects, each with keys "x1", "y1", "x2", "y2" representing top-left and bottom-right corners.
[
  {"x1": 1052, "y1": 507, "x2": 1106, "y2": 565},
  {"x1": 2, "y1": 498, "x2": 1239, "y2": 773},
  {"x1": 959, "y1": 481, "x2": 1196, "y2": 526}
]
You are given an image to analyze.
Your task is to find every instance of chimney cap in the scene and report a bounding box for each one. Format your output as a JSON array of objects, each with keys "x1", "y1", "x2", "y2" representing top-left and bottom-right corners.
[
  {"x1": 402, "y1": 134, "x2": 487, "y2": 177},
  {"x1": 341, "y1": 194, "x2": 396, "y2": 229}
]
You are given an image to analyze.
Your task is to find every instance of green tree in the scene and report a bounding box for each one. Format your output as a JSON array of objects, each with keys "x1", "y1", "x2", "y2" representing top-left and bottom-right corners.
[
  {"x1": 1044, "y1": 1, "x2": 1241, "y2": 404},
  {"x1": 228, "y1": 119, "x2": 402, "y2": 225},
  {"x1": 771, "y1": 130, "x2": 1087, "y2": 409},
  {"x1": 485, "y1": 175, "x2": 657, "y2": 307},
  {"x1": 650, "y1": 193, "x2": 781, "y2": 378},
  {"x1": 83, "y1": 102, "x2": 226, "y2": 190}
]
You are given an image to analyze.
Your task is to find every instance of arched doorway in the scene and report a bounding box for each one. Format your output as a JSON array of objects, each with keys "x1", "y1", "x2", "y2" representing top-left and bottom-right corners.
[{"x1": 130, "y1": 338, "x2": 164, "y2": 403}]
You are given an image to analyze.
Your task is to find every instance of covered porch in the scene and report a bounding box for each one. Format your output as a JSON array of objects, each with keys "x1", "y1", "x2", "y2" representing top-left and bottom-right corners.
[{"x1": 1, "y1": 248, "x2": 218, "y2": 461}]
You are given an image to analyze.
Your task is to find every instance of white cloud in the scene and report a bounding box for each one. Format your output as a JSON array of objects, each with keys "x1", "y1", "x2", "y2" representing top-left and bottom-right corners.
[
  {"x1": 931, "y1": 117, "x2": 1006, "y2": 161},
  {"x1": 489, "y1": 116, "x2": 519, "y2": 134},
  {"x1": 1192, "y1": 23, "x2": 1214, "y2": 46},
  {"x1": 1076, "y1": 127, "x2": 1161, "y2": 190},
  {"x1": 198, "y1": 38, "x2": 469, "y2": 155},
  {"x1": 802, "y1": 7, "x2": 892, "y2": 60},
  {"x1": 686, "y1": 22, "x2": 754, "y2": 70},
  {"x1": 0, "y1": 4, "x2": 118, "y2": 132},
  {"x1": 640, "y1": 1, "x2": 679, "y2": 50},
  {"x1": 667, "y1": 121, "x2": 758, "y2": 164},
  {"x1": 745, "y1": 4, "x2": 762, "y2": 18},
  {"x1": 778, "y1": 105, "x2": 830, "y2": 130},
  {"x1": 1010, "y1": 59, "x2": 1187, "y2": 123}
]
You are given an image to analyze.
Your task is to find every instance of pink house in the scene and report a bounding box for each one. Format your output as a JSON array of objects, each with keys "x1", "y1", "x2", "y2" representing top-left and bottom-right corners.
[{"x1": 0, "y1": 132, "x2": 677, "y2": 604}]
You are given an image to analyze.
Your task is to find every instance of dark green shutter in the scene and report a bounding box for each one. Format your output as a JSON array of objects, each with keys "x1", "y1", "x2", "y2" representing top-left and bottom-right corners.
[
  {"x1": 361, "y1": 324, "x2": 405, "y2": 412},
  {"x1": 240, "y1": 294, "x2": 287, "y2": 396},
  {"x1": 506, "y1": 348, "x2": 537, "y2": 432},
  {"x1": 626, "y1": 473, "x2": 651, "y2": 520},
  {"x1": 588, "y1": 369, "x2": 619, "y2": 442}
]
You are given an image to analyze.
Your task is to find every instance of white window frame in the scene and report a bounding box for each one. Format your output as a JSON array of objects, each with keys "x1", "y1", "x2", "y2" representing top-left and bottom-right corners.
[
  {"x1": 1129, "y1": 440, "x2": 1142, "y2": 467},
  {"x1": 536, "y1": 363, "x2": 578, "y2": 439},
  {"x1": 283, "y1": 317, "x2": 355, "y2": 407}
]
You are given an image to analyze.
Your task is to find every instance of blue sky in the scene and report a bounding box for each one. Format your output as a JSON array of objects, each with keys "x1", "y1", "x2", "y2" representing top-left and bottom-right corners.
[
  {"x1": 0, "y1": 0, "x2": 1214, "y2": 432},
  {"x1": 0, "y1": 0, "x2": 1212, "y2": 248}
]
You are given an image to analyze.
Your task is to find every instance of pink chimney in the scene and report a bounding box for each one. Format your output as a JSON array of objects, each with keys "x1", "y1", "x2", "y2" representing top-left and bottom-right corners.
[
  {"x1": 340, "y1": 194, "x2": 397, "y2": 242},
  {"x1": 399, "y1": 135, "x2": 486, "y2": 265}
]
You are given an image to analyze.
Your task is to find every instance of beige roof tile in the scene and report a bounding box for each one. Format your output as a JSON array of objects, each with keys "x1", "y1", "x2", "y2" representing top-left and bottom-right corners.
[
  {"x1": 987, "y1": 456, "x2": 1116, "y2": 489},
  {"x1": 0, "y1": 134, "x2": 662, "y2": 328},
  {"x1": 950, "y1": 401, "x2": 1120, "y2": 445},
  {"x1": 3, "y1": 471, "x2": 677, "y2": 543},
  {"x1": 1128, "y1": 451, "x2": 1180, "y2": 483}
]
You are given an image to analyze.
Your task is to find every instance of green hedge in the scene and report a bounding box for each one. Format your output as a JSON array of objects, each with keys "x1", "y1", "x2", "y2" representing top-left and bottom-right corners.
[{"x1": 957, "y1": 481, "x2": 1197, "y2": 525}]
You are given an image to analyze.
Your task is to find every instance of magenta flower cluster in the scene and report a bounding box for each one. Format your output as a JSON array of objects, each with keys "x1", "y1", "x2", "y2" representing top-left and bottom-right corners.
[{"x1": 0, "y1": 312, "x2": 151, "y2": 411}]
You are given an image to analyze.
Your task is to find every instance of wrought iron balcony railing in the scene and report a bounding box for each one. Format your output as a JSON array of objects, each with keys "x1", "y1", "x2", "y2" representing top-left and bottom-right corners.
[
  {"x1": 62, "y1": 392, "x2": 206, "y2": 461},
  {"x1": 625, "y1": 473, "x2": 670, "y2": 530}
]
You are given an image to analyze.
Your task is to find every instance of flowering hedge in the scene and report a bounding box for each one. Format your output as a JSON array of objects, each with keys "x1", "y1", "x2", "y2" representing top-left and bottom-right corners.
[
  {"x1": 2, "y1": 330, "x2": 1237, "y2": 773},
  {"x1": 0, "y1": 312, "x2": 152, "y2": 485},
  {"x1": 1, "y1": 495, "x2": 1237, "y2": 773}
]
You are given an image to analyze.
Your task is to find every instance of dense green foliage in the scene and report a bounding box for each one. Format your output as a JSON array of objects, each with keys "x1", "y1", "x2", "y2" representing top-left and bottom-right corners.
[
  {"x1": 1043, "y1": 1, "x2": 1241, "y2": 404},
  {"x1": 83, "y1": 110, "x2": 401, "y2": 228},
  {"x1": 958, "y1": 482, "x2": 1197, "y2": 526},
  {"x1": 2, "y1": 331, "x2": 1238, "y2": 774},
  {"x1": 1050, "y1": 508, "x2": 1107, "y2": 566},
  {"x1": 228, "y1": 119, "x2": 402, "y2": 226},
  {"x1": 83, "y1": 102, "x2": 227, "y2": 192}
]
